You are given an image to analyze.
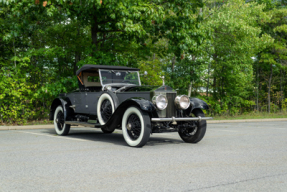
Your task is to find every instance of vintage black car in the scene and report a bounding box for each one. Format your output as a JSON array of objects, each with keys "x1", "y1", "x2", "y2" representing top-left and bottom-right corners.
[{"x1": 49, "y1": 64, "x2": 212, "y2": 147}]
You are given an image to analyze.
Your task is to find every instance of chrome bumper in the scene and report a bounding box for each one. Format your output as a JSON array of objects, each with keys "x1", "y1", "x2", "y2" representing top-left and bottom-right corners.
[{"x1": 151, "y1": 116, "x2": 213, "y2": 122}]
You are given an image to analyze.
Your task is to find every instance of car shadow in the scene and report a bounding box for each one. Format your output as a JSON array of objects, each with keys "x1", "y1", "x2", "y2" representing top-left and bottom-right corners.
[{"x1": 42, "y1": 128, "x2": 184, "y2": 147}]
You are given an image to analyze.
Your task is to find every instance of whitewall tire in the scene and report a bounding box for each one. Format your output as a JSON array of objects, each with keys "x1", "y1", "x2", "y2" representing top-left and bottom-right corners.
[
  {"x1": 122, "y1": 107, "x2": 151, "y2": 147},
  {"x1": 97, "y1": 93, "x2": 115, "y2": 125},
  {"x1": 178, "y1": 109, "x2": 206, "y2": 143},
  {"x1": 54, "y1": 106, "x2": 70, "y2": 135}
]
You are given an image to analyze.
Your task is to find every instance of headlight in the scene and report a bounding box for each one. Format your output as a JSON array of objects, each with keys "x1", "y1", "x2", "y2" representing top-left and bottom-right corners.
[
  {"x1": 175, "y1": 95, "x2": 190, "y2": 110},
  {"x1": 152, "y1": 95, "x2": 168, "y2": 110}
]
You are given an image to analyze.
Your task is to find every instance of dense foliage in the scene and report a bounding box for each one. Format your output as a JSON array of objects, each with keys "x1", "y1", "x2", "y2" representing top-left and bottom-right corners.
[{"x1": 0, "y1": 0, "x2": 287, "y2": 124}]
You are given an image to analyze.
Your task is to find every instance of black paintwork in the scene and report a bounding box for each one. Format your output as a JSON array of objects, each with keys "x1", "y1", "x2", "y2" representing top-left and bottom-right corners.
[
  {"x1": 102, "y1": 98, "x2": 158, "y2": 131},
  {"x1": 49, "y1": 96, "x2": 73, "y2": 121},
  {"x1": 116, "y1": 92, "x2": 150, "y2": 103},
  {"x1": 185, "y1": 98, "x2": 209, "y2": 116},
  {"x1": 125, "y1": 86, "x2": 158, "y2": 92}
]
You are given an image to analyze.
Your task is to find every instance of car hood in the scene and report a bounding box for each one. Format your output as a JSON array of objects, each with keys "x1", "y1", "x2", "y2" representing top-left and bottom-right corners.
[{"x1": 124, "y1": 85, "x2": 176, "y2": 93}]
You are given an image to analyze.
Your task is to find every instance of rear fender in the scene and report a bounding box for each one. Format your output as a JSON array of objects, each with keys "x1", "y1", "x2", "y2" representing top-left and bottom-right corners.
[{"x1": 49, "y1": 97, "x2": 73, "y2": 121}]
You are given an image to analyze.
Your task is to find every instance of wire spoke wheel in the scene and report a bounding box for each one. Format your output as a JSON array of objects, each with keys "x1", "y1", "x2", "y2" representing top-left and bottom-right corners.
[
  {"x1": 181, "y1": 121, "x2": 198, "y2": 136},
  {"x1": 56, "y1": 110, "x2": 65, "y2": 131},
  {"x1": 122, "y1": 106, "x2": 151, "y2": 147},
  {"x1": 54, "y1": 106, "x2": 70, "y2": 135},
  {"x1": 178, "y1": 109, "x2": 206, "y2": 143},
  {"x1": 100, "y1": 99, "x2": 113, "y2": 123},
  {"x1": 126, "y1": 114, "x2": 142, "y2": 140},
  {"x1": 97, "y1": 93, "x2": 115, "y2": 125}
]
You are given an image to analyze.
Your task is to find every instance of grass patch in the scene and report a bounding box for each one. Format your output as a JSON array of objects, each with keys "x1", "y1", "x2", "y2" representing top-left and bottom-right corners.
[
  {"x1": 1, "y1": 119, "x2": 53, "y2": 126},
  {"x1": 212, "y1": 111, "x2": 287, "y2": 120},
  {"x1": 24, "y1": 119, "x2": 53, "y2": 125}
]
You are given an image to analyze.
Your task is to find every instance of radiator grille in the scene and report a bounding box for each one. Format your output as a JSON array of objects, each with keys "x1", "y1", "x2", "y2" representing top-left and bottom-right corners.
[{"x1": 166, "y1": 93, "x2": 176, "y2": 117}]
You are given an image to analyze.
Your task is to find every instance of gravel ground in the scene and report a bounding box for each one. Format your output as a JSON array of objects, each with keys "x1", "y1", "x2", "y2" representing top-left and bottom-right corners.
[{"x1": 0, "y1": 121, "x2": 287, "y2": 192}]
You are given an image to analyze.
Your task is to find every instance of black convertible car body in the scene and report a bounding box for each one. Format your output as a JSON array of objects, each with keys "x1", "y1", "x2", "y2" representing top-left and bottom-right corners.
[{"x1": 49, "y1": 64, "x2": 213, "y2": 147}]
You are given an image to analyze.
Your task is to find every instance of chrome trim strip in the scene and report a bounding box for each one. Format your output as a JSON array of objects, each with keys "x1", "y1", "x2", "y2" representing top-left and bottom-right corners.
[
  {"x1": 137, "y1": 71, "x2": 141, "y2": 86},
  {"x1": 151, "y1": 116, "x2": 213, "y2": 122}
]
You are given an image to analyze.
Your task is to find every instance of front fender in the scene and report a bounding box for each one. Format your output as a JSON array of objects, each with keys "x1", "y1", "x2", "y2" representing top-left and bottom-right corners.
[
  {"x1": 186, "y1": 98, "x2": 209, "y2": 115},
  {"x1": 49, "y1": 97, "x2": 72, "y2": 121},
  {"x1": 103, "y1": 98, "x2": 157, "y2": 131}
]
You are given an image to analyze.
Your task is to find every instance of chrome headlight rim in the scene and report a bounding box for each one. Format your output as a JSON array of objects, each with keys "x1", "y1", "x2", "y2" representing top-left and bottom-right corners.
[
  {"x1": 152, "y1": 94, "x2": 168, "y2": 110},
  {"x1": 175, "y1": 95, "x2": 190, "y2": 110}
]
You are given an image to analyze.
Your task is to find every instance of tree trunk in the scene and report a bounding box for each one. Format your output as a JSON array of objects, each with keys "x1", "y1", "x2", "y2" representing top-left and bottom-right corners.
[
  {"x1": 212, "y1": 54, "x2": 217, "y2": 99},
  {"x1": 206, "y1": 62, "x2": 211, "y2": 97},
  {"x1": 188, "y1": 82, "x2": 192, "y2": 97},
  {"x1": 279, "y1": 69, "x2": 283, "y2": 111},
  {"x1": 74, "y1": 52, "x2": 80, "y2": 75},
  {"x1": 91, "y1": 14, "x2": 98, "y2": 54},
  {"x1": 172, "y1": 56, "x2": 175, "y2": 73},
  {"x1": 74, "y1": 26, "x2": 81, "y2": 75},
  {"x1": 256, "y1": 63, "x2": 259, "y2": 111},
  {"x1": 267, "y1": 64, "x2": 273, "y2": 113},
  {"x1": 220, "y1": 65, "x2": 225, "y2": 100},
  {"x1": 13, "y1": 38, "x2": 16, "y2": 73},
  {"x1": 259, "y1": 67, "x2": 262, "y2": 111},
  {"x1": 213, "y1": 76, "x2": 217, "y2": 99}
]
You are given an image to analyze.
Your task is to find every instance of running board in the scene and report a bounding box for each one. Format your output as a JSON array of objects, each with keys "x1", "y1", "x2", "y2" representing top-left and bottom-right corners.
[{"x1": 65, "y1": 121, "x2": 102, "y2": 128}]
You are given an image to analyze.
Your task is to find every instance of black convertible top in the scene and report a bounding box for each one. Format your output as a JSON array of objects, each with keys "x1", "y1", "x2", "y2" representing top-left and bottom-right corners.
[{"x1": 76, "y1": 64, "x2": 140, "y2": 75}]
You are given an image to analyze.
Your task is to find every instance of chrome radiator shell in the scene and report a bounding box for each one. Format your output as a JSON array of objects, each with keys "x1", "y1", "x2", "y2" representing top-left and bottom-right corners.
[{"x1": 151, "y1": 87, "x2": 177, "y2": 118}]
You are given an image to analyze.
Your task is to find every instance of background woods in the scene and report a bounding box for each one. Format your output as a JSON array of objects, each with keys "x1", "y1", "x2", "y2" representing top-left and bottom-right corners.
[{"x1": 0, "y1": 0, "x2": 287, "y2": 124}]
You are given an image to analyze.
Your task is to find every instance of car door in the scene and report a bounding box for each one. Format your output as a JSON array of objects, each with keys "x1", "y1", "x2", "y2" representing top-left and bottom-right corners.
[
  {"x1": 85, "y1": 92, "x2": 101, "y2": 115},
  {"x1": 73, "y1": 92, "x2": 87, "y2": 114}
]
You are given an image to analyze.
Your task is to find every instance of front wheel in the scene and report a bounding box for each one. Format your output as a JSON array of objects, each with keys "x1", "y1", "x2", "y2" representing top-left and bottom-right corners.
[
  {"x1": 54, "y1": 106, "x2": 70, "y2": 135},
  {"x1": 178, "y1": 108, "x2": 206, "y2": 143},
  {"x1": 122, "y1": 107, "x2": 151, "y2": 147}
]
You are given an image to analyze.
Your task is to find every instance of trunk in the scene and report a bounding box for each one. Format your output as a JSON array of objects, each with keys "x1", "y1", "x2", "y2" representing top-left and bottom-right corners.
[
  {"x1": 91, "y1": 14, "x2": 98, "y2": 54},
  {"x1": 101, "y1": 32, "x2": 106, "y2": 49},
  {"x1": 74, "y1": 26, "x2": 81, "y2": 75},
  {"x1": 212, "y1": 54, "x2": 218, "y2": 99},
  {"x1": 188, "y1": 82, "x2": 192, "y2": 97},
  {"x1": 74, "y1": 52, "x2": 80, "y2": 75},
  {"x1": 206, "y1": 63, "x2": 211, "y2": 97},
  {"x1": 267, "y1": 64, "x2": 273, "y2": 113},
  {"x1": 280, "y1": 69, "x2": 283, "y2": 111},
  {"x1": 220, "y1": 65, "x2": 225, "y2": 100},
  {"x1": 189, "y1": 55, "x2": 196, "y2": 96},
  {"x1": 213, "y1": 76, "x2": 217, "y2": 99},
  {"x1": 259, "y1": 67, "x2": 262, "y2": 111},
  {"x1": 256, "y1": 63, "x2": 259, "y2": 111},
  {"x1": 13, "y1": 39, "x2": 16, "y2": 73},
  {"x1": 172, "y1": 56, "x2": 175, "y2": 73}
]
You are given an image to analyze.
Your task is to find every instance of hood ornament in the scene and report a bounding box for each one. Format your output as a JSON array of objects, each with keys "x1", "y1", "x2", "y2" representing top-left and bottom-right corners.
[{"x1": 160, "y1": 76, "x2": 165, "y2": 86}]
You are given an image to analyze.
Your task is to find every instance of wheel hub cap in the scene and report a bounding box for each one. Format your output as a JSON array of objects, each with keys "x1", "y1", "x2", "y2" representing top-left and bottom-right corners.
[{"x1": 126, "y1": 123, "x2": 132, "y2": 130}]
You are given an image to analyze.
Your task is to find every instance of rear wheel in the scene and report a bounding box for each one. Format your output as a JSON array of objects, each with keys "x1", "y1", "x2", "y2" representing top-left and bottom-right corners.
[
  {"x1": 54, "y1": 106, "x2": 70, "y2": 135},
  {"x1": 122, "y1": 107, "x2": 151, "y2": 147},
  {"x1": 178, "y1": 108, "x2": 206, "y2": 143}
]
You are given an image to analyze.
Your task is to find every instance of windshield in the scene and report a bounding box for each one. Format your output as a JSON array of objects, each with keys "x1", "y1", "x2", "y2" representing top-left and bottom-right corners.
[{"x1": 99, "y1": 69, "x2": 141, "y2": 85}]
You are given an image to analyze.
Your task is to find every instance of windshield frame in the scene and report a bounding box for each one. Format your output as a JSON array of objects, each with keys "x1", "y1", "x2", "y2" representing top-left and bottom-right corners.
[{"x1": 98, "y1": 69, "x2": 141, "y2": 86}]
